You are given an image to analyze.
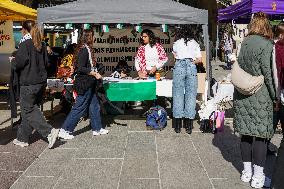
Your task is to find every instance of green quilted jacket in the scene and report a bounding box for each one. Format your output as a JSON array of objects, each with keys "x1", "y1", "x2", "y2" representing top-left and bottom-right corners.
[{"x1": 233, "y1": 35, "x2": 276, "y2": 139}]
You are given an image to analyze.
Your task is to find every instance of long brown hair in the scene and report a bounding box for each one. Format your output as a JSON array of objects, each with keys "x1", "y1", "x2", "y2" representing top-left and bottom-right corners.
[
  {"x1": 73, "y1": 29, "x2": 96, "y2": 67},
  {"x1": 22, "y1": 20, "x2": 42, "y2": 51},
  {"x1": 248, "y1": 12, "x2": 273, "y2": 39},
  {"x1": 276, "y1": 22, "x2": 284, "y2": 39}
]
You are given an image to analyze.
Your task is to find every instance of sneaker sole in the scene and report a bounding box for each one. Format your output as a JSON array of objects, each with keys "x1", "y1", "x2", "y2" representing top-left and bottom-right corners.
[
  {"x1": 13, "y1": 139, "x2": 29, "y2": 147},
  {"x1": 58, "y1": 133, "x2": 74, "y2": 140},
  {"x1": 241, "y1": 177, "x2": 251, "y2": 183},
  {"x1": 48, "y1": 129, "x2": 59, "y2": 149}
]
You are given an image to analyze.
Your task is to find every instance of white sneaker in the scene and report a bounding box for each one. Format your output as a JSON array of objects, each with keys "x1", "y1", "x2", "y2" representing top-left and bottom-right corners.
[
  {"x1": 58, "y1": 129, "x2": 74, "y2": 140},
  {"x1": 240, "y1": 170, "x2": 252, "y2": 183},
  {"x1": 251, "y1": 174, "x2": 265, "y2": 188},
  {"x1": 47, "y1": 128, "x2": 59, "y2": 149},
  {"x1": 13, "y1": 139, "x2": 29, "y2": 147},
  {"x1": 93, "y1": 128, "x2": 109, "y2": 136},
  {"x1": 99, "y1": 128, "x2": 109, "y2": 135}
]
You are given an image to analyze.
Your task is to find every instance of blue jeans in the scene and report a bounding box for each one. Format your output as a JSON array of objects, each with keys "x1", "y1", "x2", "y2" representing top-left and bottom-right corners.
[
  {"x1": 62, "y1": 88, "x2": 102, "y2": 132},
  {"x1": 172, "y1": 59, "x2": 197, "y2": 119}
]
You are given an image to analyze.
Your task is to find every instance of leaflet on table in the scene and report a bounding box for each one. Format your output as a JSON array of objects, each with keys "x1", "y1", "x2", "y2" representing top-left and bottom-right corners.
[
  {"x1": 103, "y1": 77, "x2": 156, "y2": 83},
  {"x1": 47, "y1": 79, "x2": 65, "y2": 91}
]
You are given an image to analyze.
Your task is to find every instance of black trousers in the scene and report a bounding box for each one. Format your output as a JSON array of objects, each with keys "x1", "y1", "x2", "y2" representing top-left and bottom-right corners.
[
  {"x1": 240, "y1": 135, "x2": 268, "y2": 167},
  {"x1": 271, "y1": 139, "x2": 284, "y2": 189},
  {"x1": 17, "y1": 84, "x2": 52, "y2": 143}
]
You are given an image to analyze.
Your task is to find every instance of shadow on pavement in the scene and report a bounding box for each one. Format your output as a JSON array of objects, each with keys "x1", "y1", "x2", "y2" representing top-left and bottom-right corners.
[
  {"x1": 212, "y1": 125, "x2": 243, "y2": 173},
  {"x1": 212, "y1": 125, "x2": 278, "y2": 178}
]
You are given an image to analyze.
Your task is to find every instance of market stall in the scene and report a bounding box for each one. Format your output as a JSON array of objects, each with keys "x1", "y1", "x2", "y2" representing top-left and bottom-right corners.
[{"x1": 37, "y1": 0, "x2": 210, "y2": 100}]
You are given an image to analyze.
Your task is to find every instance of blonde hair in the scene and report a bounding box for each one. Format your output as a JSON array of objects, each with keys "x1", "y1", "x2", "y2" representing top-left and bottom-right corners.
[
  {"x1": 248, "y1": 12, "x2": 273, "y2": 39},
  {"x1": 30, "y1": 24, "x2": 43, "y2": 51}
]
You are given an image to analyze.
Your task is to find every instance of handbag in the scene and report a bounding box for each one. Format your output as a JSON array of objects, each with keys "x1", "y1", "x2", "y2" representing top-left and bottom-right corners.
[
  {"x1": 215, "y1": 111, "x2": 225, "y2": 132},
  {"x1": 231, "y1": 60, "x2": 264, "y2": 95}
]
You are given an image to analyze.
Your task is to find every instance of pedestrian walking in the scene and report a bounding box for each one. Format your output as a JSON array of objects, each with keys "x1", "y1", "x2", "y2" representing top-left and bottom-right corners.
[
  {"x1": 12, "y1": 20, "x2": 59, "y2": 148},
  {"x1": 58, "y1": 29, "x2": 108, "y2": 140}
]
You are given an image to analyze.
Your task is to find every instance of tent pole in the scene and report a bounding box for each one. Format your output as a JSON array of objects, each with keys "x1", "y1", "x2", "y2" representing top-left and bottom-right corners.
[
  {"x1": 202, "y1": 24, "x2": 211, "y2": 99},
  {"x1": 216, "y1": 23, "x2": 219, "y2": 62}
]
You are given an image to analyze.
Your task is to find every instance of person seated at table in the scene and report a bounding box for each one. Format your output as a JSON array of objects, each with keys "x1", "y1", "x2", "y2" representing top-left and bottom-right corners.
[
  {"x1": 58, "y1": 29, "x2": 109, "y2": 140},
  {"x1": 111, "y1": 60, "x2": 131, "y2": 78},
  {"x1": 135, "y1": 29, "x2": 168, "y2": 79},
  {"x1": 172, "y1": 25, "x2": 202, "y2": 134}
]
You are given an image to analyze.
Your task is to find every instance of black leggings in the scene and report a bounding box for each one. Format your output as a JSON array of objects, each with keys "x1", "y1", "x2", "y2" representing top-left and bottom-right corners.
[{"x1": 241, "y1": 135, "x2": 268, "y2": 167}]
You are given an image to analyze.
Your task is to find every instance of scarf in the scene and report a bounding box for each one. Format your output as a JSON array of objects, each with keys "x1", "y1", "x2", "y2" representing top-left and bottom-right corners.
[
  {"x1": 19, "y1": 33, "x2": 32, "y2": 44},
  {"x1": 275, "y1": 40, "x2": 284, "y2": 88}
]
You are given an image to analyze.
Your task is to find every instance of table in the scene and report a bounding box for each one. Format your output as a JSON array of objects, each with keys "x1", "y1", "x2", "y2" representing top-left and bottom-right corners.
[
  {"x1": 46, "y1": 78, "x2": 207, "y2": 101},
  {"x1": 103, "y1": 78, "x2": 157, "y2": 101}
]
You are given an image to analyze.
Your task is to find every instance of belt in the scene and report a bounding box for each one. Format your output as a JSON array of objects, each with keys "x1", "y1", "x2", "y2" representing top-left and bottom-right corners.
[{"x1": 176, "y1": 58, "x2": 194, "y2": 61}]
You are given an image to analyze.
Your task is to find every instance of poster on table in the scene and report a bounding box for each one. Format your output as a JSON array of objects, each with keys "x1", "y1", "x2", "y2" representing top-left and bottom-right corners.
[
  {"x1": 93, "y1": 27, "x2": 175, "y2": 77},
  {"x1": 0, "y1": 20, "x2": 15, "y2": 54}
]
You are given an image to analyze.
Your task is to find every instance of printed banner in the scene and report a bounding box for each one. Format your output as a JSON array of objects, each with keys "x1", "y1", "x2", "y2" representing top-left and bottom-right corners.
[
  {"x1": 0, "y1": 20, "x2": 15, "y2": 54},
  {"x1": 93, "y1": 27, "x2": 175, "y2": 77}
]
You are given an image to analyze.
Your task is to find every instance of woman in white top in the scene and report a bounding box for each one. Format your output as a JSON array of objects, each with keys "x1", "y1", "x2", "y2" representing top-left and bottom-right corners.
[
  {"x1": 135, "y1": 29, "x2": 168, "y2": 79},
  {"x1": 172, "y1": 25, "x2": 202, "y2": 134}
]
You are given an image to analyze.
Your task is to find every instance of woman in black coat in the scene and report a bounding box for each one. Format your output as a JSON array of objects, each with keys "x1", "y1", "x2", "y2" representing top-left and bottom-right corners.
[{"x1": 12, "y1": 20, "x2": 59, "y2": 148}]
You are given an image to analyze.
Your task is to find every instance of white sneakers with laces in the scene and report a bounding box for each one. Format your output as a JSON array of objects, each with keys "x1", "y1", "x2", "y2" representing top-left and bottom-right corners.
[
  {"x1": 58, "y1": 129, "x2": 74, "y2": 140},
  {"x1": 13, "y1": 139, "x2": 29, "y2": 147},
  {"x1": 251, "y1": 175, "x2": 271, "y2": 189},
  {"x1": 240, "y1": 168, "x2": 271, "y2": 188},
  {"x1": 93, "y1": 128, "x2": 109, "y2": 136},
  {"x1": 240, "y1": 170, "x2": 252, "y2": 183},
  {"x1": 251, "y1": 174, "x2": 265, "y2": 188},
  {"x1": 47, "y1": 128, "x2": 59, "y2": 149}
]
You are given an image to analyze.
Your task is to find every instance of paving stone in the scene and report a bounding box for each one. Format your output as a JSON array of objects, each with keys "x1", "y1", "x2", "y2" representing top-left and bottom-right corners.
[
  {"x1": 119, "y1": 178, "x2": 160, "y2": 189},
  {"x1": 55, "y1": 159, "x2": 121, "y2": 189},
  {"x1": 74, "y1": 135, "x2": 127, "y2": 159},
  {"x1": 157, "y1": 135, "x2": 212, "y2": 189},
  {"x1": 190, "y1": 128, "x2": 243, "y2": 178},
  {"x1": 24, "y1": 159, "x2": 69, "y2": 177},
  {"x1": 0, "y1": 171, "x2": 22, "y2": 189},
  {"x1": 120, "y1": 132, "x2": 159, "y2": 180},
  {"x1": 10, "y1": 177, "x2": 57, "y2": 189},
  {"x1": 211, "y1": 178, "x2": 251, "y2": 189},
  {"x1": 38, "y1": 148, "x2": 77, "y2": 161}
]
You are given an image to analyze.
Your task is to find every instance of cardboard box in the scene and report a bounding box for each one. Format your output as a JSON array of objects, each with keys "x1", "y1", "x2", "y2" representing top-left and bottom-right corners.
[{"x1": 197, "y1": 73, "x2": 206, "y2": 94}]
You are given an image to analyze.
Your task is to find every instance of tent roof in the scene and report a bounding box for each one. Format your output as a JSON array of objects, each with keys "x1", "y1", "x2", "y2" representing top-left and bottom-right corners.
[
  {"x1": 0, "y1": 0, "x2": 37, "y2": 21},
  {"x1": 37, "y1": 0, "x2": 208, "y2": 25},
  {"x1": 218, "y1": 0, "x2": 284, "y2": 23}
]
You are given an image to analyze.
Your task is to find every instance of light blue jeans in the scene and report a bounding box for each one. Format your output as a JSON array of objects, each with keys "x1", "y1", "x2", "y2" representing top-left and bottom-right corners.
[{"x1": 172, "y1": 59, "x2": 198, "y2": 119}]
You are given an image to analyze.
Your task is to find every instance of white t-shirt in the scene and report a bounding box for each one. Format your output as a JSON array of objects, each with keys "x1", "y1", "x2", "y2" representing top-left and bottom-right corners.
[{"x1": 172, "y1": 39, "x2": 202, "y2": 60}]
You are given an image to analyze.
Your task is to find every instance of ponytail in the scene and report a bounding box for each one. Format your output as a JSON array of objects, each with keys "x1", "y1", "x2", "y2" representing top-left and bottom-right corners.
[{"x1": 30, "y1": 24, "x2": 43, "y2": 51}]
